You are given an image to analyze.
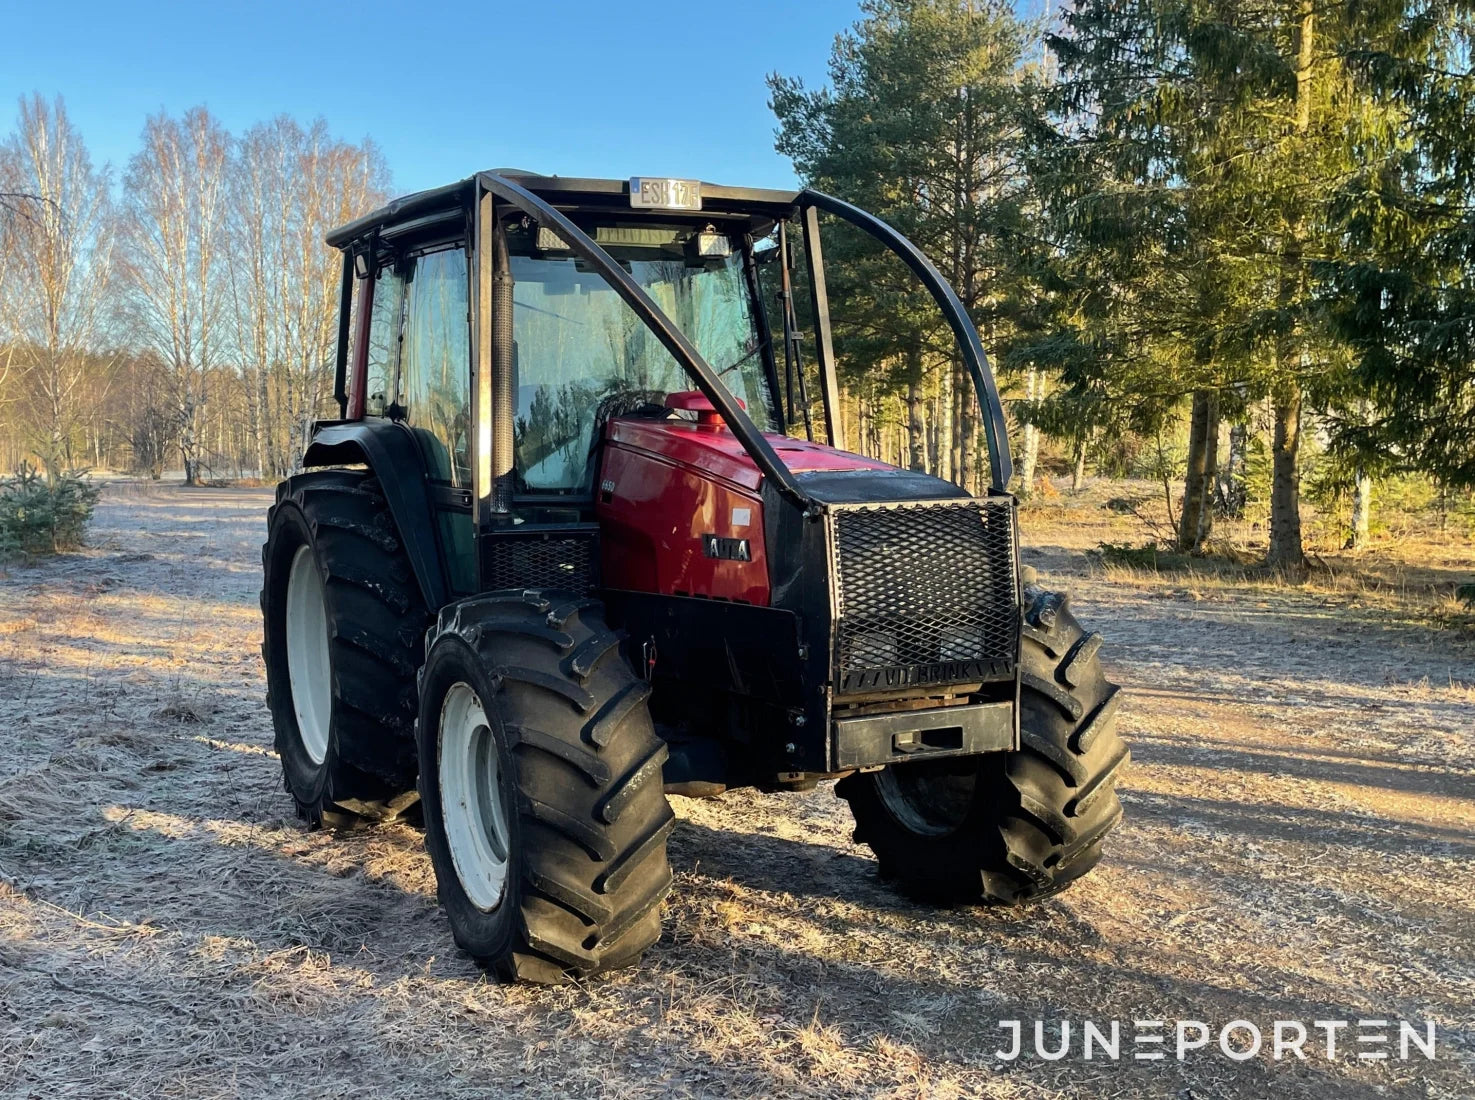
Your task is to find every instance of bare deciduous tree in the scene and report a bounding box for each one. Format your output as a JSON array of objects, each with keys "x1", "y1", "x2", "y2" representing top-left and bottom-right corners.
[
  {"x1": 0, "y1": 192, "x2": 23, "y2": 395},
  {"x1": 227, "y1": 118, "x2": 388, "y2": 477},
  {"x1": 0, "y1": 95, "x2": 116, "y2": 478},
  {"x1": 121, "y1": 107, "x2": 230, "y2": 484},
  {"x1": 2, "y1": 101, "x2": 387, "y2": 481},
  {"x1": 229, "y1": 119, "x2": 290, "y2": 479}
]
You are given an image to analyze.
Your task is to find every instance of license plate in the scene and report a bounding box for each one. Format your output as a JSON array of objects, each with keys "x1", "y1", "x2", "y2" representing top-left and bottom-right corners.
[{"x1": 629, "y1": 177, "x2": 702, "y2": 211}]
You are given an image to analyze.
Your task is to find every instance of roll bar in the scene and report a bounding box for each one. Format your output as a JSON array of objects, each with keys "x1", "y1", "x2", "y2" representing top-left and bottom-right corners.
[
  {"x1": 797, "y1": 190, "x2": 1014, "y2": 492},
  {"x1": 469, "y1": 172, "x2": 1014, "y2": 508}
]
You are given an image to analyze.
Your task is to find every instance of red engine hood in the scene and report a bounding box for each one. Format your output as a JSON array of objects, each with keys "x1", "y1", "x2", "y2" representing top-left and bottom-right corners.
[{"x1": 605, "y1": 418, "x2": 893, "y2": 492}]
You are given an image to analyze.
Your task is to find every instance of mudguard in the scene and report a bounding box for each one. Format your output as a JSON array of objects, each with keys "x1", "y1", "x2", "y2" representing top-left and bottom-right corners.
[{"x1": 302, "y1": 419, "x2": 451, "y2": 611}]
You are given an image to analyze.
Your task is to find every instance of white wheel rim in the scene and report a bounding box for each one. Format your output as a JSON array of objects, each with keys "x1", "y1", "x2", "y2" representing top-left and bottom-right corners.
[
  {"x1": 285, "y1": 543, "x2": 332, "y2": 766},
  {"x1": 438, "y1": 682, "x2": 511, "y2": 911}
]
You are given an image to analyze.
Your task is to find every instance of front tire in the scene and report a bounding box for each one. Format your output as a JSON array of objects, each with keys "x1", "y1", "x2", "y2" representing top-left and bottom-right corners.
[
  {"x1": 837, "y1": 586, "x2": 1128, "y2": 903},
  {"x1": 417, "y1": 592, "x2": 674, "y2": 983},
  {"x1": 261, "y1": 471, "x2": 428, "y2": 826}
]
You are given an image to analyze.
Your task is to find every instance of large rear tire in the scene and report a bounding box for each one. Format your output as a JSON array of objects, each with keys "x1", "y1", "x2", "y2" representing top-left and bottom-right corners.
[
  {"x1": 261, "y1": 471, "x2": 428, "y2": 826},
  {"x1": 416, "y1": 592, "x2": 674, "y2": 983},
  {"x1": 836, "y1": 585, "x2": 1128, "y2": 903}
]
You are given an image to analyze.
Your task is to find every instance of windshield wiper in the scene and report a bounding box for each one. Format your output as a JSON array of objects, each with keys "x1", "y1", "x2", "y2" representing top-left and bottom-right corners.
[{"x1": 717, "y1": 344, "x2": 762, "y2": 377}]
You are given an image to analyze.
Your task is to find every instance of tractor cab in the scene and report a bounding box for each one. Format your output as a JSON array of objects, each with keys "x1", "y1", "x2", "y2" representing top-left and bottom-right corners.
[{"x1": 260, "y1": 170, "x2": 1126, "y2": 983}]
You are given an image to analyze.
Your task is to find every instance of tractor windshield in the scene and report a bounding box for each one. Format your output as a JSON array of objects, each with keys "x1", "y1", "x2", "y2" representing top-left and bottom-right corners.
[{"x1": 506, "y1": 220, "x2": 774, "y2": 493}]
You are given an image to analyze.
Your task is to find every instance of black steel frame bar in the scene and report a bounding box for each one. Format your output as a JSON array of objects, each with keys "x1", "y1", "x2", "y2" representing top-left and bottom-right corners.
[
  {"x1": 798, "y1": 189, "x2": 1014, "y2": 491},
  {"x1": 332, "y1": 251, "x2": 354, "y2": 417},
  {"x1": 800, "y1": 205, "x2": 843, "y2": 449}
]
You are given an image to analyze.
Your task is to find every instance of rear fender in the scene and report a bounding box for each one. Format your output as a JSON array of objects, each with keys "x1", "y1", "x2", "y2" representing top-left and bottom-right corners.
[{"x1": 303, "y1": 420, "x2": 451, "y2": 611}]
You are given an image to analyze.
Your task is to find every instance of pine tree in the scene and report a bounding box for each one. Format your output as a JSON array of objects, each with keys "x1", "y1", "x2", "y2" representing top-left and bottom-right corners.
[{"x1": 769, "y1": 0, "x2": 1042, "y2": 491}]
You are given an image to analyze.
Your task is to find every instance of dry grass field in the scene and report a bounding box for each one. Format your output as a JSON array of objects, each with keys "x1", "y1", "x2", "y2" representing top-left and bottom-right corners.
[{"x1": 1, "y1": 481, "x2": 1471, "y2": 1099}]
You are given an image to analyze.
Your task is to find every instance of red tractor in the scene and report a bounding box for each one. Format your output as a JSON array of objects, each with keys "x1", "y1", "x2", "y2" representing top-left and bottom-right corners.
[{"x1": 260, "y1": 171, "x2": 1127, "y2": 982}]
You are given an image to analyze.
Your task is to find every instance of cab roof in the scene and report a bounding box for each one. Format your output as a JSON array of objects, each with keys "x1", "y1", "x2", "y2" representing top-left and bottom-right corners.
[{"x1": 325, "y1": 170, "x2": 801, "y2": 250}]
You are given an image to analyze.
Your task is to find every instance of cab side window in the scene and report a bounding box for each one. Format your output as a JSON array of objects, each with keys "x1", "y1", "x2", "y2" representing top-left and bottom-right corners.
[
  {"x1": 364, "y1": 265, "x2": 405, "y2": 417},
  {"x1": 400, "y1": 246, "x2": 471, "y2": 488},
  {"x1": 397, "y1": 243, "x2": 474, "y2": 594}
]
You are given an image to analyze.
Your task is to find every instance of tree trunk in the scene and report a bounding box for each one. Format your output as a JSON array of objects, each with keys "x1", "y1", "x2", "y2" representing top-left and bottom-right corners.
[
  {"x1": 928, "y1": 400, "x2": 941, "y2": 479},
  {"x1": 1219, "y1": 421, "x2": 1248, "y2": 517},
  {"x1": 939, "y1": 369, "x2": 954, "y2": 484},
  {"x1": 907, "y1": 370, "x2": 926, "y2": 474},
  {"x1": 247, "y1": 364, "x2": 264, "y2": 479},
  {"x1": 1072, "y1": 434, "x2": 1087, "y2": 494},
  {"x1": 1199, "y1": 397, "x2": 1220, "y2": 546},
  {"x1": 1267, "y1": 0, "x2": 1315, "y2": 569},
  {"x1": 963, "y1": 396, "x2": 980, "y2": 494},
  {"x1": 1177, "y1": 390, "x2": 1221, "y2": 553},
  {"x1": 1017, "y1": 367, "x2": 1040, "y2": 499},
  {"x1": 1267, "y1": 380, "x2": 1305, "y2": 568},
  {"x1": 1348, "y1": 467, "x2": 1372, "y2": 550},
  {"x1": 950, "y1": 359, "x2": 965, "y2": 485},
  {"x1": 1178, "y1": 391, "x2": 1211, "y2": 552},
  {"x1": 178, "y1": 396, "x2": 199, "y2": 486}
]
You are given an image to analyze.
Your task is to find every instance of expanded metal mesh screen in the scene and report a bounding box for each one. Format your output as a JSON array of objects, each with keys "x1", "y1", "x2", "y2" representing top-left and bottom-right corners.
[
  {"x1": 483, "y1": 532, "x2": 595, "y2": 596},
  {"x1": 830, "y1": 499, "x2": 1019, "y2": 692}
]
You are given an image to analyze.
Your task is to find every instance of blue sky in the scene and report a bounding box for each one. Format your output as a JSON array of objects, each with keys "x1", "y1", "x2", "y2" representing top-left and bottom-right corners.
[{"x1": 2, "y1": 0, "x2": 874, "y2": 196}]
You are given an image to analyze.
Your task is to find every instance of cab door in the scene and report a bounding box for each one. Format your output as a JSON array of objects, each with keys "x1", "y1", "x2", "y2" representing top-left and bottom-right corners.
[{"x1": 398, "y1": 242, "x2": 475, "y2": 594}]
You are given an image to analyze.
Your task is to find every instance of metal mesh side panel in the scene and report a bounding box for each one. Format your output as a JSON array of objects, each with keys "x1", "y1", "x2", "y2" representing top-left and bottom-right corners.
[
  {"x1": 831, "y1": 500, "x2": 1018, "y2": 690},
  {"x1": 483, "y1": 534, "x2": 594, "y2": 596}
]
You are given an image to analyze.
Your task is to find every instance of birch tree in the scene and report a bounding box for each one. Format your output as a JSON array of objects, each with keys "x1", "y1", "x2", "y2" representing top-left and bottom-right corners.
[
  {"x1": 0, "y1": 190, "x2": 22, "y2": 395},
  {"x1": 0, "y1": 95, "x2": 116, "y2": 479},
  {"x1": 227, "y1": 118, "x2": 388, "y2": 477},
  {"x1": 282, "y1": 122, "x2": 388, "y2": 463},
  {"x1": 229, "y1": 118, "x2": 291, "y2": 478},
  {"x1": 120, "y1": 107, "x2": 230, "y2": 484}
]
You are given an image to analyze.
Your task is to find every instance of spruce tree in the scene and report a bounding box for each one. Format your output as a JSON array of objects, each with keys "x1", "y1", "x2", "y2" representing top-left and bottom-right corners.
[
  {"x1": 1044, "y1": 1, "x2": 1400, "y2": 564},
  {"x1": 1325, "y1": 2, "x2": 1475, "y2": 488}
]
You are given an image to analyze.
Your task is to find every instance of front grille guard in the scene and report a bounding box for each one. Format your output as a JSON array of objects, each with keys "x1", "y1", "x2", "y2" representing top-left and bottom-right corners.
[
  {"x1": 825, "y1": 498, "x2": 1020, "y2": 695},
  {"x1": 482, "y1": 524, "x2": 598, "y2": 597}
]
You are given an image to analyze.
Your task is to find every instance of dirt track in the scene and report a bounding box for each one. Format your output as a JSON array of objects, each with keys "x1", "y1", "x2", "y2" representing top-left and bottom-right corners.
[{"x1": 1, "y1": 482, "x2": 1471, "y2": 1099}]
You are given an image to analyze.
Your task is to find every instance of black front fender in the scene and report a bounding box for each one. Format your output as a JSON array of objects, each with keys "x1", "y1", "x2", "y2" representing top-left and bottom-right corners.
[{"x1": 303, "y1": 420, "x2": 451, "y2": 611}]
